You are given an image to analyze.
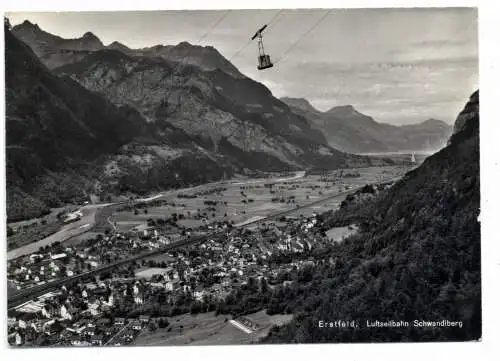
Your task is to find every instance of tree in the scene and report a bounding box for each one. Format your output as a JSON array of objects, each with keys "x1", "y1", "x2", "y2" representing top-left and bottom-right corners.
[
  {"x1": 260, "y1": 277, "x2": 269, "y2": 293},
  {"x1": 148, "y1": 321, "x2": 158, "y2": 332},
  {"x1": 158, "y1": 318, "x2": 169, "y2": 328}
]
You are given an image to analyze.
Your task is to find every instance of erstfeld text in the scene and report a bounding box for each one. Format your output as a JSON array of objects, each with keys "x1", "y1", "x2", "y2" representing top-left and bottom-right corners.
[{"x1": 318, "y1": 320, "x2": 358, "y2": 328}]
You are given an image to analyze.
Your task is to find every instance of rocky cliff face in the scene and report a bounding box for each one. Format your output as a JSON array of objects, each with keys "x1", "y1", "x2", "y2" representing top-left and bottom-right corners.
[
  {"x1": 53, "y1": 47, "x2": 361, "y2": 171},
  {"x1": 12, "y1": 21, "x2": 242, "y2": 78},
  {"x1": 136, "y1": 41, "x2": 244, "y2": 78},
  {"x1": 13, "y1": 22, "x2": 360, "y2": 171},
  {"x1": 6, "y1": 24, "x2": 377, "y2": 220},
  {"x1": 5, "y1": 26, "x2": 227, "y2": 221},
  {"x1": 12, "y1": 20, "x2": 104, "y2": 68},
  {"x1": 281, "y1": 97, "x2": 453, "y2": 154},
  {"x1": 451, "y1": 90, "x2": 479, "y2": 142}
]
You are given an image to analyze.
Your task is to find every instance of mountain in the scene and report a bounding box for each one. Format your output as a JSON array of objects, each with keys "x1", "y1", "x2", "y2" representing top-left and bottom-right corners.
[
  {"x1": 134, "y1": 42, "x2": 244, "y2": 78},
  {"x1": 13, "y1": 22, "x2": 362, "y2": 169},
  {"x1": 6, "y1": 24, "x2": 379, "y2": 221},
  {"x1": 106, "y1": 41, "x2": 133, "y2": 54},
  {"x1": 280, "y1": 97, "x2": 322, "y2": 115},
  {"x1": 5, "y1": 26, "x2": 228, "y2": 221},
  {"x1": 12, "y1": 20, "x2": 104, "y2": 68},
  {"x1": 264, "y1": 90, "x2": 480, "y2": 342},
  {"x1": 451, "y1": 90, "x2": 479, "y2": 140},
  {"x1": 52, "y1": 45, "x2": 373, "y2": 172},
  {"x1": 12, "y1": 21, "x2": 243, "y2": 78},
  {"x1": 281, "y1": 97, "x2": 453, "y2": 154}
]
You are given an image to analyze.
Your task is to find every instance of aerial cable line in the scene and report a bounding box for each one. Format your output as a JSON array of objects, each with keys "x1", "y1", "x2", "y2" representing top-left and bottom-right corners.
[
  {"x1": 157, "y1": 9, "x2": 231, "y2": 120},
  {"x1": 195, "y1": 9, "x2": 232, "y2": 46},
  {"x1": 228, "y1": 9, "x2": 284, "y2": 62},
  {"x1": 266, "y1": 9, "x2": 285, "y2": 31},
  {"x1": 172, "y1": 9, "x2": 232, "y2": 75},
  {"x1": 145, "y1": 10, "x2": 232, "y2": 179},
  {"x1": 274, "y1": 9, "x2": 332, "y2": 65}
]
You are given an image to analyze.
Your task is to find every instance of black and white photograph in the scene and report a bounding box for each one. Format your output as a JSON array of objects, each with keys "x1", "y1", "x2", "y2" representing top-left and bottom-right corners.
[{"x1": 2, "y1": 2, "x2": 485, "y2": 352}]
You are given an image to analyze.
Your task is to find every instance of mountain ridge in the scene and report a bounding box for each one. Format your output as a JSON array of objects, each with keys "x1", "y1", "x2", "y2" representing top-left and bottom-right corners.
[
  {"x1": 6, "y1": 24, "x2": 380, "y2": 221},
  {"x1": 280, "y1": 96, "x2": 453, "y2": 154},
  {"x1": 5, "y1": 25, "x2": 231, "y2": 221},
  {"x1": 12, "y1": 21, "x2": 242, "y2": 77},
  {"x1": 52, "y1": 45, "x2": 372, "y2": 172}
]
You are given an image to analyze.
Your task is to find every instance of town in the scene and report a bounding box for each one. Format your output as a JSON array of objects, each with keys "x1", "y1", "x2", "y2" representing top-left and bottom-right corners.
[{"x1": 7, "y1": 166, "x2": 409, "y2": 347}]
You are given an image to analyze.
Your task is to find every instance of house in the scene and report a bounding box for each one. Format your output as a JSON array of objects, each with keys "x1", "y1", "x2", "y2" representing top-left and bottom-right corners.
[
  {"x1": 18, "y1": 319, "x2": 27, "y2": 329},
  {"x1": 90, "y1": 334, "x2": 104, "y2": 346},
  {"x1": 105, "y1": 294, "x2": 114, "y2": 306},
  {"x1": 164, "y1": 282, "x2": 174, "y2": 291},
  {"x1": 96, "y1": 318, "x2": 111, "y2": 329},
  {"x1": 88, "y1": 301, "x2": 101, "y2": 316},
  {"x1": 30, "y1": 321, "x2": 41, "y2": 333},
  {"x1": 103, "y1": 327, "x2": 115, "y2": 336},
  {"x1": 42, "y1": 319, "x2": 56, "y2": 331},
  {"x1": 131, "y1": 321, "x2": 142, "y2": 331},
  {"x1": 121, "y1": 331, "x2": 134, "y2": 343},
  {"x1": 50, "y1": 253, "x2": 67, "y2": 261},
  {"x1": 82, "y1": 326, "x2": 96, "y2": 337},
  {"x1": 15, "y1": 332, "x2": 23, "y2": 346},
  {"x1": 139, "y1": 315, "x2": 150, "y2": 324},
  {"x1": 64, "y1": 211, "x2": 82, "y2": 224},
  {"x1": 193, "y1": 289, "x2": 205, "y2": 301},
  {"x1": 60, "y1": 304, "x2": 74, "y2": 321},
  {"x1": 59, "y1": 328, "x2": 72, "y2": 339},
  {"x1": 70, "y1": 335, "x2": 90, "y2": 347}
]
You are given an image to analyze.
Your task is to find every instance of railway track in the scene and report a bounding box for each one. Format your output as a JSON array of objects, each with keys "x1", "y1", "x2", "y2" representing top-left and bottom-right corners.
[{"x1": 8, "y1": 175, "x2": 402, "y2": 310}]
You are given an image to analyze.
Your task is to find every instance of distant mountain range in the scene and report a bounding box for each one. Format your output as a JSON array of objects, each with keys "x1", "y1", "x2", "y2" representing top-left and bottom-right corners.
[
  {"x1": 12, "y1": 20, "x2": 242, "y2": 77},
  {"x1": 281, "y1": 97, "x2": 453, "y2": 154},
  {"x1": 6, "y1": 22, "x2": 380, "y2": 221}
]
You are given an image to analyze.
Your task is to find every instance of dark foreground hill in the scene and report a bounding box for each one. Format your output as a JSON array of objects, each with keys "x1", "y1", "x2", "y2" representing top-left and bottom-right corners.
[{"x1": 262, "y1": 90, "x2": 480, "y2": 342}]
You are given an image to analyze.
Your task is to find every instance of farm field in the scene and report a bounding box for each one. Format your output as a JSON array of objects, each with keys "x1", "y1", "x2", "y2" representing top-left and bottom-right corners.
[
  {"x1": 7, "y1": 165, "x2": 411, "y2": 262},
  {"x1": 326, "y1": 225, "x2": 359, "y2": 243},
  {"x1": 132, "y1": 310, "x2": 293, "y2": 346},
  {"x1": 110, "y1": 165, "x2": 410, "y2": 234}
]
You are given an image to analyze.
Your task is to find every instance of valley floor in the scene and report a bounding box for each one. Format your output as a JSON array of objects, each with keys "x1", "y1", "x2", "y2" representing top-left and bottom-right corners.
[{"x1": 7, "y1": 165, "x2": 411, "y2": 262}]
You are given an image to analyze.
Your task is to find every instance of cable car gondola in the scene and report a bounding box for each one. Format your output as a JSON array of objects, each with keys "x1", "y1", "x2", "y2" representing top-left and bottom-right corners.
[{"x1": 251, "y1": 24, "x2": 274, "y2": 70}]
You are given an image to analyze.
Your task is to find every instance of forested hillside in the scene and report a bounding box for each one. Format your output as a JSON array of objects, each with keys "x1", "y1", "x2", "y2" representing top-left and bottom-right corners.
[{"x1": 260, "y1": 90, "x2": 480, "y2": 342}]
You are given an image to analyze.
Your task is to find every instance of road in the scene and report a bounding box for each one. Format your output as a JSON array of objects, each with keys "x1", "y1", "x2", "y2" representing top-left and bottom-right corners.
[{"x1": 8, "y1": 173, "x2": 402, "y2": 309}]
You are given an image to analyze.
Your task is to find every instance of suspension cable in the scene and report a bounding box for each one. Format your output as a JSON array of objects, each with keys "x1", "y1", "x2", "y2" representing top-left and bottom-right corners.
[
  {"x1": 228, "y1": 9, "x2": 284, "y2": 62},
  {"x1": 274, "y1": 9, "x2": 332, "y2": 65},
  {"x1": 172, "y1": 9, "x2": 231, "y2": 74}
]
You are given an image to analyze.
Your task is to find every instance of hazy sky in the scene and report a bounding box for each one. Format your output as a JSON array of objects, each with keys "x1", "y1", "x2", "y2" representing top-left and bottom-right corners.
[{"x1": 7, "y1": 8, "x2": 478, "y2": 125}]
